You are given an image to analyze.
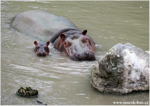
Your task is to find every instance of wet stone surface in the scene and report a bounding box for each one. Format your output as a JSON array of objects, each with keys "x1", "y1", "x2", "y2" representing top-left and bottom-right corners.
[{"x1": 90, "y1": 43, "x2": 149, "y2": 94}]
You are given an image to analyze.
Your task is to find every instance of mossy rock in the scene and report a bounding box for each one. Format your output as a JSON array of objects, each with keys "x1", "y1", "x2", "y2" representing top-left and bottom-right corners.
[{"x1": 16, "y1": 87, "x2": 38, "y2": 97}]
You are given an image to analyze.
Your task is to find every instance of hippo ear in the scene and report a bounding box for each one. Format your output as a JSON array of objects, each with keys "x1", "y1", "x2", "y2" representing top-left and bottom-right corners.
[
  {"x1": 60, "y1": 33, "x2": 66, "y2": 41},
  {"x1": 34, "y1": 41, "x2": 38, "y2": 46},
  {"x1": 82, "y1": 30, "x2": 87, "y2": 35},
  {"x1": 46, "y1": 41, "x2": 50, "y2": 46}
]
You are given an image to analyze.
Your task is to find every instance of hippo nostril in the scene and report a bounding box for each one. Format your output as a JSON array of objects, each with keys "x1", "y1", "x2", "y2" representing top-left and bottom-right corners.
[
  {"x1": 75, "y1": 53, "x2": 80, "y2": 58},
  {"x1": 85, "y1": 52, "x2": 88, "y2": 55},
  {"x1": 37, "y1": 53, "x2": 41, "y2": 56},
  {"x1": 78, "y1": 54, "x2": 80, "y2": 57},
  {"x1": 85, "y1": 52, "x2": 89, "y2": 56},
  {"x1": 42, "y1": 52, "x2": 46, "y2": 56},
  {"x1": 75, "y1": 53, "x2": 78, "y2": 56},
  {"x1": 77, "y1": 54, "x2": 80, "y2": 58}
]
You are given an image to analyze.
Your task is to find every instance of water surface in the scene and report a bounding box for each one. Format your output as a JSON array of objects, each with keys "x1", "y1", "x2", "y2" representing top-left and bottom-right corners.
[{"x1": 1, "y1": 1, "x2": 149, "y2": 105}]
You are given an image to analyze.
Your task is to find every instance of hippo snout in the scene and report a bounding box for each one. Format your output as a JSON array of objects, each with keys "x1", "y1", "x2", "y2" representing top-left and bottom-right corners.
[
  {"x1": 37, "y1": 52, "x2": 47, "y2": 57},
  {"x1": 71, "y1": 51, "x2": 95, "y2": 61},
  {"x1": 74, "y1": 52, "x2": 88, "y2": 59}
]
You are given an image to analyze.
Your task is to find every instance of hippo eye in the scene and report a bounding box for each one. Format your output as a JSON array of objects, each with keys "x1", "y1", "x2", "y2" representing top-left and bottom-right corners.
[
  {"x1": 64, "y1": 42, "x2": 67, "y2": 46},
  {"x1": 64, "y1": 41, "x2": 71, "y2": 47},
  {"x1": 82, "y1": 37, "x2": 88, "y2": 43},
  {"x1": 44, "y1": 46, "x2": 49, "y2": 50}
]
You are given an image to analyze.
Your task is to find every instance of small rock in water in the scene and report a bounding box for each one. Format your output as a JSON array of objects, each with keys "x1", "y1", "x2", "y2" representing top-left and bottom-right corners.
[{"x1": 16, "y1": 87, "x2": 38, "y2": 97}]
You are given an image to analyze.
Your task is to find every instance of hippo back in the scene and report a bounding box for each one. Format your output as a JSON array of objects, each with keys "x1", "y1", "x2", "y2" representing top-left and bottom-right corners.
[{"x1": 10, "y1": 10, "x2": 77, "y2": 41}]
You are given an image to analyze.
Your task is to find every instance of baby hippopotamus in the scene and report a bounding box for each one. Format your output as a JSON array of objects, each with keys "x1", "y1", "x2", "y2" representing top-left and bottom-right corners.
[
  {"x1": 10, "y1": 10, "x2": 96, "y2": 61},
  {"x1": 34, "y1": 41, "x2": 50, "y2": 56}
]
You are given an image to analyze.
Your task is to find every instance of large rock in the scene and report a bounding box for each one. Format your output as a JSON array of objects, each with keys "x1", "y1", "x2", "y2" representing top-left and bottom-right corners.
[{"x1": 90, "y1": 43, "x2": 149, "y2": 94}]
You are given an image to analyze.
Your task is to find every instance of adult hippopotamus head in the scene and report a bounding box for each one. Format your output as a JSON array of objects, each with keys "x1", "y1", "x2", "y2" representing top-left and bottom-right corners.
[
  {"x1": 34, "y1": 41, "x2": 50, "y2": 56},
  {"x1": 52, "y1": 29, "x2": 96, "y2": 61}
]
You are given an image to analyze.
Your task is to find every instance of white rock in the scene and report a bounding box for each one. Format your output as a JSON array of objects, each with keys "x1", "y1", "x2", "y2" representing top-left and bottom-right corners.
[{"x1": 90, "y1": 43, "x2": 149, "y2": 94}]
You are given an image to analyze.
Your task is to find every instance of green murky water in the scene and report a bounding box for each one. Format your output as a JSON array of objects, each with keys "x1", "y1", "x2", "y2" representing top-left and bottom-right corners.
[{"x1": 1, "y1": 1, "x2": 149, "y2": 105}]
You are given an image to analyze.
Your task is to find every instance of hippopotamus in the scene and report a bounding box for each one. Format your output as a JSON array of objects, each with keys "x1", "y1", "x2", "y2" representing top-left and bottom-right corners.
[{"x1": 10, "y1": 10, "x2": 95, "y2": 61}]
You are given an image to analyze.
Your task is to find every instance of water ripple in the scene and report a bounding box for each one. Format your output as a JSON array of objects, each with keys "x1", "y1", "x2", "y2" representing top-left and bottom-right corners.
[{"x1": 10, "y1": 64, "x2": 40, "y2": 72}]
